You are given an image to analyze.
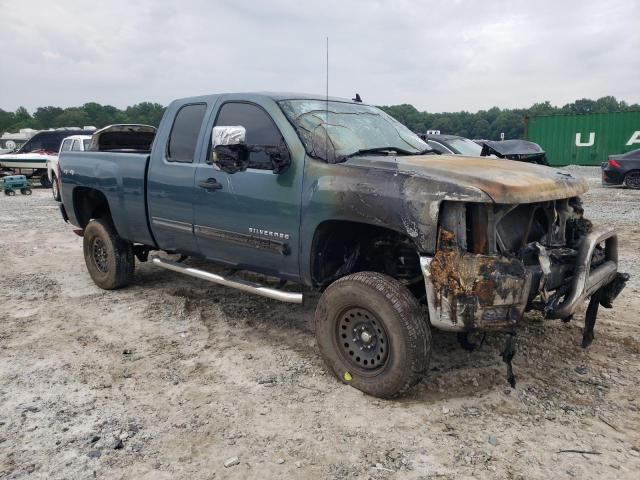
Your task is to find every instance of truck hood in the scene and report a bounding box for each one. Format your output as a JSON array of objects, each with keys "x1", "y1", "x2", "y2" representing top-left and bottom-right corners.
[{"x1": 349, "y1": 154, "x2": 588, "y2": 204}]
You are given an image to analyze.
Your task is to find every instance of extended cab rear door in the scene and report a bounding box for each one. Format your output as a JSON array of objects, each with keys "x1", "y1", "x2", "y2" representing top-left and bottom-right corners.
[
  {"x1": 147, "y1": 101, "x2": 209, "y2": 254},
  {"x1": 193, "y1": 97, "x2": 304, "y2": 281}
]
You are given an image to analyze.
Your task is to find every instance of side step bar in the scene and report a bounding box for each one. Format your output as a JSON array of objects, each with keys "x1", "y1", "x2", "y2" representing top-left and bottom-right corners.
[{"x1": 152, "y1": 257, "x2": 303, "y2": 304}]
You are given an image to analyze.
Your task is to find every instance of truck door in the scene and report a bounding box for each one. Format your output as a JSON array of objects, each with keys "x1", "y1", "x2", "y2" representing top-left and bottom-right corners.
[
  {"x1": 193, "y1": 100, "x2": 303, "y2": 281},
  {"x1": 147, "y1": 102, "x2": 208, "y2": 254}
]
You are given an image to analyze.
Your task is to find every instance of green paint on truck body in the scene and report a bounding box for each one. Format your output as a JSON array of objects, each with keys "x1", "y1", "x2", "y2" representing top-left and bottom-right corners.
[{"x1": 525, "y1": 110, "x2": 640, "y2": 166}]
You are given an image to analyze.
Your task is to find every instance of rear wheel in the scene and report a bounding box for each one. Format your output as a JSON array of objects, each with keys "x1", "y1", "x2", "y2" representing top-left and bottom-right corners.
[
  {"x1": 315, "y1": 271, "x2": 431, "y2": 398},
  {"x1": 83, "y1": 219, "x2": 134, "y2": 290},
  {"x1": 51, "y1": 174, "x2": 60, "y2": 200},
  {"x1": 624, "y1": 171, "x2": 640, "y2": 190}
]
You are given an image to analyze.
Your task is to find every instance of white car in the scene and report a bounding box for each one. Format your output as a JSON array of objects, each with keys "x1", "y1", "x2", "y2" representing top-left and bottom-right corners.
[{"x1": 49, "y1": 135, "x2": 92, "y2": 200}]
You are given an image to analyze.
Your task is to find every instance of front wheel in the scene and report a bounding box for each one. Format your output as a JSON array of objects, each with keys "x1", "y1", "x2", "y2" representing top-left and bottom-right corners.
[
  {"x1": 51, "y1": 174, "x2": 60, "y2": 201},
  {"x1": 315, "y1": 272, "x2": 431, "y2": 399},
  {"x1": 624, "y1": 171, "x2": 640, "y2": 190},
  {"x1": 83, "y1": 219, "x2": 134, "y2": 290}
]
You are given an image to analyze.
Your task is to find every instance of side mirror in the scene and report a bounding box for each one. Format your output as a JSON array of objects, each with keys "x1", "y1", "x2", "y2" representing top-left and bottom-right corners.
[{"x1": 210, "y1": 126, "x2": 249, "y2": 174}]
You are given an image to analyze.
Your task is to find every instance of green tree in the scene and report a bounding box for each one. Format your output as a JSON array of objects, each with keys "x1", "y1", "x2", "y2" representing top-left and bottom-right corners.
[{"x1": 33, "y1": 106, "x2": 64, "y2": 128}]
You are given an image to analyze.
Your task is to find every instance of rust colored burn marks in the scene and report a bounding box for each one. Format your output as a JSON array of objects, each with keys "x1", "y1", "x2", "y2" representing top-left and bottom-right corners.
[{"x1": 429, "y1": 229, "x2": 528, "y2": 330}]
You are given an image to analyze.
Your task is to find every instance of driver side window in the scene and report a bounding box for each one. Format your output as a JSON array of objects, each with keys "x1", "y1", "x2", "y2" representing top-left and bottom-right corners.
[{"x1": 214, "y1": 102, "x2": 284, "y2": 170}]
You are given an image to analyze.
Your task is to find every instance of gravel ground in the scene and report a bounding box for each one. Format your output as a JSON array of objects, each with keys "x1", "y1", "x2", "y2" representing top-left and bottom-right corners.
[{"x1": 1, "y1": 167, "x2": 639, "y2": 479}]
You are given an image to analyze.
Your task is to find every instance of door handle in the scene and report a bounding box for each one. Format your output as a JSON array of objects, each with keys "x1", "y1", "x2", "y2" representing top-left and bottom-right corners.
[{"x1": 198, "y1": 178, "x2": 223, "y2": 191}]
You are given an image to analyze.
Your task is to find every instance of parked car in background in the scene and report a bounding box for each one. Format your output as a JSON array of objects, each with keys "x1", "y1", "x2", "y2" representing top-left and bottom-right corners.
[
  {"x1": 480, "y1": 139, "x2": 548, "y2": 165},
  {"x1": 48, "y1": 135, "x2": 92, "y2": 200},
  {"x1": 418, "y1": 134, "x2": 548, "y2": 165},
  {"x1": 0, "y1": 128, "x2": 94, "y2": 187},
  {"x1": 418, "y1": 133, "x2": 483, "y2": 156},
  {"x1": 601, "y1": 149, "x2": 640, "y2": 189}
]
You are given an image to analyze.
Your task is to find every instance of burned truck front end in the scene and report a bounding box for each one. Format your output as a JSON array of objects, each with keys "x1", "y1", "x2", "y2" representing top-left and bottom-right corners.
[{"x1": 421, "y1": 198, "x2": 627, "y2": 338}]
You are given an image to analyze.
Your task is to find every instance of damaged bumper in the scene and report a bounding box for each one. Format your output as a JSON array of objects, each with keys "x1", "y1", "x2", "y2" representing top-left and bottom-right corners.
[
  {"x1": 420, "y1": 226, "x2": 620, "y2": 332},
  {"x1": 545, "y1": 226, "x2": 618, "y2": 319}
]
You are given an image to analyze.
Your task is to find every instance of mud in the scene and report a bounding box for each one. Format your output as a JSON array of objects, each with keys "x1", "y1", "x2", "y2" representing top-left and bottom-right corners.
[{"x1": 1, "y1": 168, "x2": 639, "y2": 479}]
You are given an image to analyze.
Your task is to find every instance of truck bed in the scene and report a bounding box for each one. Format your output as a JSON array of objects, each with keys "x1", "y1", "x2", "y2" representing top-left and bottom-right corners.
[{"x1": 59, "y1": 151, "x2": 155, "y2": 246}]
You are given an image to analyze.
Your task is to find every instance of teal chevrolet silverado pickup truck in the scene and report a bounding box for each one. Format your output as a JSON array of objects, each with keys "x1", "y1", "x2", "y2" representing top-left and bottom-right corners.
[{"x1": 58, "y1": 92, "x2": 627, "y2": 398}]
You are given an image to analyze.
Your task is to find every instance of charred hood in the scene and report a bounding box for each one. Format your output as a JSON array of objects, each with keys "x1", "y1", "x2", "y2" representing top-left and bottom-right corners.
[{"x1": 349, "y1": 155, "x2": 588, "y2": 204}]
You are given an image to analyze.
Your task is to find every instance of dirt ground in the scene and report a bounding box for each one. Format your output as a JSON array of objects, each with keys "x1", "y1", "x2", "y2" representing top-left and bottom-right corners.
[{"x1": 1, "y1": 168, "x2": 639, "y2": 479}]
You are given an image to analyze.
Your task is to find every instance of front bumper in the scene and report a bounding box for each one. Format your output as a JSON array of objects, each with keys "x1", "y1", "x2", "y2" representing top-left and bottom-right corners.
[{"x1": 420, "y1": 226, "x2": 619, "y2": 332}]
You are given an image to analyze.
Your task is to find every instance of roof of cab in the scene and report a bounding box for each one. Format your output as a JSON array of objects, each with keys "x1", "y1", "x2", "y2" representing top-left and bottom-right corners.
[{"x1": 171, "y1": 92, "x2": 366, "y2": 106}]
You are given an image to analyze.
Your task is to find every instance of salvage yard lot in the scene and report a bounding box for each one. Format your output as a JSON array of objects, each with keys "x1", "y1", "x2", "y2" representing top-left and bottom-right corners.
[{"x1": 1, "y1": 167, "x2": 639, "y2": 479}]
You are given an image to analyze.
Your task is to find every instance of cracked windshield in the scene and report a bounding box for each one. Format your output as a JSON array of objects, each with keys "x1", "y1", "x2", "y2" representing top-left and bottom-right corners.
[{"x1": 279, "y1": 99, "x2": 429, "y2": 163}]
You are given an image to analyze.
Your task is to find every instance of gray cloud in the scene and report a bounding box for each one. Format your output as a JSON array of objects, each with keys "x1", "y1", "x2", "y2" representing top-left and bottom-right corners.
[{"x1": 0, "y1": 0, "x2": 638, "y2": 112}]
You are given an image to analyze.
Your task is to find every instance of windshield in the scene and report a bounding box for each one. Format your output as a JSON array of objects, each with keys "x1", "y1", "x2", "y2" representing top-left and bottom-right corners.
[
  {"x1": 448, "y1": 138, "x2": 483, "y2": 156},
  {"x1": 278, "y1": 100, "x2": 428, "y2": 163}
]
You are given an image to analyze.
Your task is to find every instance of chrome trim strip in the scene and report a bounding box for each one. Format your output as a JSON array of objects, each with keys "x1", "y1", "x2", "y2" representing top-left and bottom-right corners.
[
  {"x1": 152, "y1": 257, "x2": 302, "y2": 304},
  {"x1": 151, "y1": 217, "x2": 193, "y2": 233}
]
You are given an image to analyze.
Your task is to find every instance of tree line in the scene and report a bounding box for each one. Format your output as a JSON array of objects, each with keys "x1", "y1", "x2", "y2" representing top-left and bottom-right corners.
[
  {"x1": 1, "y1": 96, "x2": 638, "y2": 140},
  {"x1": 380, "y1": 96, "x2": 639, "y2": 140},
  {"x1": 0, "y1": 102, "x2": 166, "y2": 134}
]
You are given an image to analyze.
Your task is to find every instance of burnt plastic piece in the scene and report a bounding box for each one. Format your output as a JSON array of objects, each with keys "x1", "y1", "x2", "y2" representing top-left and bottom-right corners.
[
  {"x1": 501, "y1": 334, "x2": 517, "y2": 388},
  {"x1": 214, "y1": 144, "x2": 250, "y2": 174},
  {"x1": 582, "y1": 290, "x2": 601, "y2": 348},
  {"x1": 600, "y1": 272, "x2": 629, "y2": 308}
]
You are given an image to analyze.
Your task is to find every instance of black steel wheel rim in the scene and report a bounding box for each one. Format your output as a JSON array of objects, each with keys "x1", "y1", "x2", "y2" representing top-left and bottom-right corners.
[
  {"x1": 92, "y1": 238, "x2": 109, "y2": 273},
  {"x1": 627, "y1": 172, "x2": 640, "y2": 188},
  {"x1": 336, "y1": 307, "x2": 389, "y2": 372}
]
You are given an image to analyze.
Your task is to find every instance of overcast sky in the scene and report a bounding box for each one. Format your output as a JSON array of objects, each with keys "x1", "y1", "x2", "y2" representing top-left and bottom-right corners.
[{"x1": 1, "y1": 0, "x2": 638, "y2": 113}]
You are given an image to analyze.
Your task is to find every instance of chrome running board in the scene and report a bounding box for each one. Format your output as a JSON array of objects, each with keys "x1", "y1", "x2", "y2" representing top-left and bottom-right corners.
[{"x1": 152, "y1": 257, "x2": 303, "y2": 304}]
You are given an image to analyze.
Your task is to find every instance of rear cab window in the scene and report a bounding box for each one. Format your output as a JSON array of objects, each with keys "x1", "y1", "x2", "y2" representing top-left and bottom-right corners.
[{"x1": 167, "y1": 104, "x2": 208, "y2": 163}]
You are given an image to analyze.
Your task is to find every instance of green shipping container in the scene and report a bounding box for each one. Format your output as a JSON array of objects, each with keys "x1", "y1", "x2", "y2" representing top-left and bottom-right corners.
[{"x1": 525, "y1": 111, "x2": 640, "y2": 166}]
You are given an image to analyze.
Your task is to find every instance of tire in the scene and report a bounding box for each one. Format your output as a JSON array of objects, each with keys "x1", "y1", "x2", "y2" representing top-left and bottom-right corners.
[
  {"x1": 40, "y1": 174, "x2": 51, "y2": 188},
  {"x1": 24, "y1": 189, "x2": 32, "y2": 195},
  {"x1": 51, "y1": 174, "x2": 60, "y2": 201},
  {"x1": 315, "y1": 271, "x2": 431, "y2": 399},
  {"x1": 624, "y1": 171, "x2": 640, "y2": 190},
  {"x1": 7, "y1": 190, "x2": 15, "y2": 196},
  {"x1": 83, "y1": 219, "x2": 134, "y2": 290}
]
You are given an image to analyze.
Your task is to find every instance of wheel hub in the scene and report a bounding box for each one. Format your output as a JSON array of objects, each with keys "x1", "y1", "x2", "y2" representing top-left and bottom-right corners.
[
  {"x1": 92, "y1": 238, "x2": 108, "y2": 273},
  {"x1": 337, "y1": 307, "x2": 388, "y2": 370}
]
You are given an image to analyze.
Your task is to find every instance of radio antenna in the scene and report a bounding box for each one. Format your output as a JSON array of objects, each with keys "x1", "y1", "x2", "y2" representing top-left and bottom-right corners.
[{"x1": 325, "y1": 36, "x2": 329, "y2": 162}]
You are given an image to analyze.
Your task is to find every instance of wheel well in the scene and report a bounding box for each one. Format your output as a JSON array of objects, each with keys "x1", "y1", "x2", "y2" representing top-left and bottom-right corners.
[
  {"x1": 310, "y1": 220, "x2": 424, "y2": 296},
  {"x1": 72, "y1": 187, "x2": 113, "y2": 228}
]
